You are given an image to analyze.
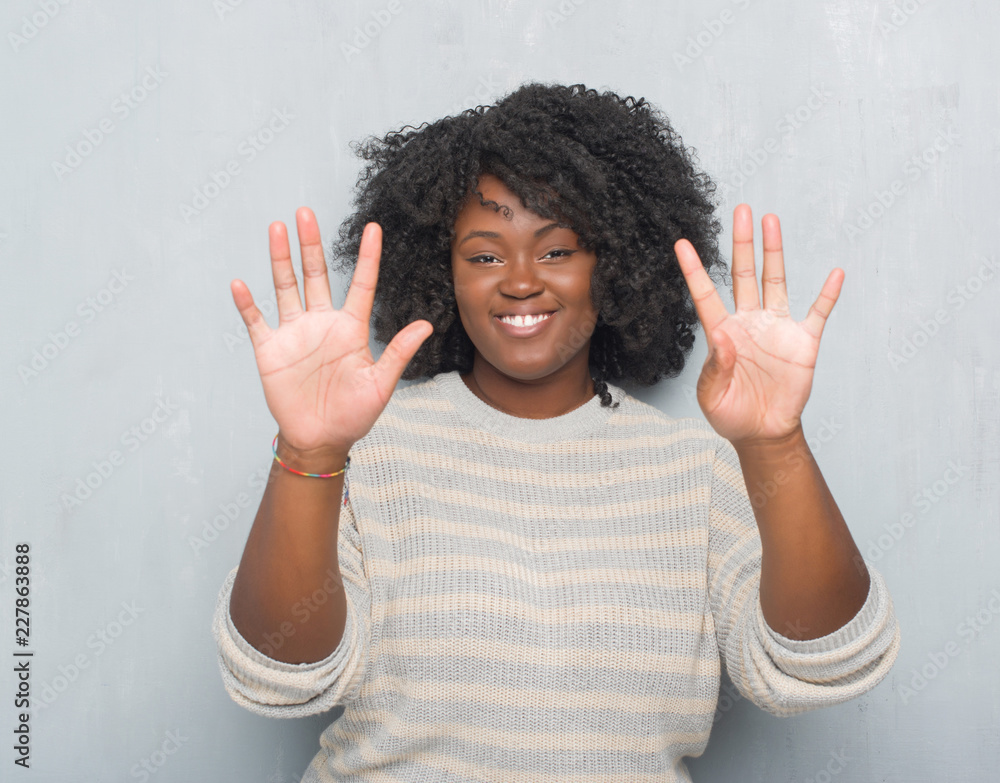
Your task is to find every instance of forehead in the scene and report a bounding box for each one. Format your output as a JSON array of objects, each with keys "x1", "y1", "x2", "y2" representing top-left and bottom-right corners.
[{"x1": 454, "y1": 173, "x2": 554, "y2": 230}]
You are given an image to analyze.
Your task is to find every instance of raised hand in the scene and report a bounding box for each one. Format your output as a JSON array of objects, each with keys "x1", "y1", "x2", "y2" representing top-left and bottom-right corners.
[
  {"x1": 230, "y1": 209, "x2": 433, "y2": 458},
  {"x1": 674, "y1": 204, "x2": 843, "y2": 447}
]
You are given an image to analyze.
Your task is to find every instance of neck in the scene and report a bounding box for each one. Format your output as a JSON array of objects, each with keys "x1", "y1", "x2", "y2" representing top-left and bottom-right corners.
[{"x1": 461, "y1": 355, "x2": 596, "y2": 419}]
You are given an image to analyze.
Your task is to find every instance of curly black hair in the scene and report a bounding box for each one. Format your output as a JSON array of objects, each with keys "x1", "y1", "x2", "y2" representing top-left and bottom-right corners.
[{"x1": 330, "y1": 82, "x2": 728, "y2": 408}]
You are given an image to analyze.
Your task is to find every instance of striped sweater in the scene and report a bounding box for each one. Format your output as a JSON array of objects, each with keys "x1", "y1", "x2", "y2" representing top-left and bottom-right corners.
[{"x1": 212, "y1": 370, "x2": 900, "y2": 783}]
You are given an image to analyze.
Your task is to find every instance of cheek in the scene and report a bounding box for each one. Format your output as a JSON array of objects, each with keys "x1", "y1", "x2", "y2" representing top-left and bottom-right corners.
[
  {"x1": 449, "y1": 266, "x2": 466, "y2": 307},
  {"x1": 450, "y1": 277, "x2": 483, "y2": 330},
  {"x1": 566, "y1": 272, "x2": 597, "y2": 310}
]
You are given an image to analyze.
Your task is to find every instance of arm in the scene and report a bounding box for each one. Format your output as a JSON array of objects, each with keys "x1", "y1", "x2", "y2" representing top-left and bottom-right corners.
[
  {"x1": 223, "y1": 212, "x2": 430, "y2": 664},
  {"x1": 213, "y1": 209, "x2": 432, "y2": 715},
  {"x1": 212, "y1": 478, "x2": 375, "y2": 717},
  {"x1": 676, "y1": 205, "x2": 880, "y2": 641},
  {"x1": 229, "y1": 440, "x2": 351, "y2": 664},
  {"x1": 733, "y1": 427, "x2": 869, "y2": 640},
  {"x1": 706, "y1": 434, "x2": 899, "y2": 717}
]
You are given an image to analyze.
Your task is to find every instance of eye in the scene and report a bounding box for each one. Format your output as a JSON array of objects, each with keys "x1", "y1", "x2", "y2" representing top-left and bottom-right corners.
[
  {"x1": 542, "y1": 249, "x2": 574, "y2": 260},
  {"x1": 468, "y1": 254, "x2": 501, "y2": 264}
]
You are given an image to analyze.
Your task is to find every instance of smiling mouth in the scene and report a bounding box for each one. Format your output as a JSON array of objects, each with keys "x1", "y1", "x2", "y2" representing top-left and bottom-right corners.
[{"x1": 495, "y1": 312, "x2": 555, "y2": 327}]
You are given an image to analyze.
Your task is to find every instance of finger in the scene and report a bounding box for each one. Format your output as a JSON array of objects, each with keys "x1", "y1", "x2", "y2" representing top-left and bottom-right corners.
[
  {"x1": 801, "y1": 268, "x2": 844, "y2": 340},
  {"x1": 674, "y1": 238, "x2": 730, "y2": 346},
  {"x1": 760, "y1": 213, "x2": 789, "y2": 313},
  {"x1": 230, "y1": 279, "x2": 273, "y2": 346},
  {"x1": 371, "y1": 319, "x2": 434, "y2": 397},
  {"x1": 269, "y1": 221, "x2": 304, "y2": 323},
  {"x1": 295, "y1": 207, "x2": 334, "y2": 311},
  {"x1": 342, "y1": 223, "x2": 381, "y2": 326},
  {"x1": 731, "y1": 204, "x2": 759, "y2": 311}
]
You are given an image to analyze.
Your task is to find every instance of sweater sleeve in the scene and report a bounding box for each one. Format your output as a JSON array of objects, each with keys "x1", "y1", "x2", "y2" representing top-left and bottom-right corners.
[
  {"x1": 211, "y1": 492, "x2": 372, "y2": 718},
  {"x1": 706, "y1": 436, "x2": 901, "y2": 717}
]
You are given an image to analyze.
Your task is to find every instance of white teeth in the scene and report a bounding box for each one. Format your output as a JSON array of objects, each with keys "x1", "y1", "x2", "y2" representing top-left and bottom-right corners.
[{"x1": 499, "y1": 313, "x2": 551, "y2": 327}]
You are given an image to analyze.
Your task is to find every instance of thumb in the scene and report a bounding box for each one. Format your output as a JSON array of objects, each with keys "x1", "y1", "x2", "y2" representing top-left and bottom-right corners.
[
  {"x1": 697, "y1": 328, "x2": 736, "y2": 413},
  {"x1": 372, "y1": 320, "x2": 434, "y2": 394}
]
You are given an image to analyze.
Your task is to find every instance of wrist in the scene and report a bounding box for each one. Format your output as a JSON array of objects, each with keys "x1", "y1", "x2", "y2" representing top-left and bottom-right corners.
[
  {"x1": 730, "y1": 424, "x2": 807, "y2": 461},
  {"x1": 274, "y1": 433, "x2": 352, "y2": 475}
]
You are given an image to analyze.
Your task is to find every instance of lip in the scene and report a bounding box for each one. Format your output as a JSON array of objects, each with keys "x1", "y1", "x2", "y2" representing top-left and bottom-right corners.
[{"x1": 493, "y1": 310, "x2": 556, "y2": 338}]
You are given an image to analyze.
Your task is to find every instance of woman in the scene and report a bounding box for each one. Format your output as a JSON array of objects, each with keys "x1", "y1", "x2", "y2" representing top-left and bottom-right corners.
[{"x1": 213, "y1": 83, "x2": 899, "y2": 782}]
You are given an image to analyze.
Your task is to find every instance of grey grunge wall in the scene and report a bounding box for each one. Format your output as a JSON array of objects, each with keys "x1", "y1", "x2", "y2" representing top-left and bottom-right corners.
[{"x1": 2, "y1": 1, "x2": 996, "y2": 780}]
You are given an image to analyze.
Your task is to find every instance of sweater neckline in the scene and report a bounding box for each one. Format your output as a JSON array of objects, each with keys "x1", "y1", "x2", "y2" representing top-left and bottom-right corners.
[{"x1": 433, "y1": 370, "x2": 620, "y2": 444}]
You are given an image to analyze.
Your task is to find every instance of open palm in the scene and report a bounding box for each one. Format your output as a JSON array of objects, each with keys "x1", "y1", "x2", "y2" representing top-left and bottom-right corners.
[
  {"x1": 674, "y1": 205, "x2": 843, "y2": 446},
  {"x1": 230, "y1": 210, "x2": 433, "y2": 455}
]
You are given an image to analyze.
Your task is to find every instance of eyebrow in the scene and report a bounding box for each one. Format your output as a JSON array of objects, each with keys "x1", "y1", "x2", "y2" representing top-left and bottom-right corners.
[{"x1": 457, "y1": 223, "x2": 561, "y2": 247}]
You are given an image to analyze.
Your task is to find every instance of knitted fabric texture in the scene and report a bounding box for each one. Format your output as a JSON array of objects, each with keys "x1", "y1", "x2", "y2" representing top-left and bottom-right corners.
[{"x1": 212, "y1": 370, "x2": 900, "y2": 783}]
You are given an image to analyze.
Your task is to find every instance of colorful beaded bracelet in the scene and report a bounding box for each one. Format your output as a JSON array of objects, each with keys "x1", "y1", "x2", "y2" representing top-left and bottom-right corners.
[{"x1": 271, "y1": 434, "x2": 350, "y2": 478}]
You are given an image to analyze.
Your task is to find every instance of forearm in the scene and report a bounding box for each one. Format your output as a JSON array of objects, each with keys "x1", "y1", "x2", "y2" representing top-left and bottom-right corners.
[
  {"x1": 229, "y1": 439, "x2": 350, "y2": 664},
  {"x1": 732, "y1": 426, "x2": 870, "y2": 641}
]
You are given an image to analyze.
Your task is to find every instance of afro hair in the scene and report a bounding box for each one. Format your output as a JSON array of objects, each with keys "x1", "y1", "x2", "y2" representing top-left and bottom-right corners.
[{"x1": 330, "y1": 81, "x2": 728, "y2": 407}]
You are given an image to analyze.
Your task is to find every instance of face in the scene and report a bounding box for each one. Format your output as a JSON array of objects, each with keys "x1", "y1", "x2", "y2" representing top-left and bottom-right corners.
[{"x1": 450, "y1": 174, "x2": 599, "y2": 384}]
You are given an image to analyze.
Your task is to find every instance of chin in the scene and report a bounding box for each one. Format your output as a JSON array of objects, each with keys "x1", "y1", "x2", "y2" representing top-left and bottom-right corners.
[{"x1": 482, "y1": 356, "x2": 574, "y2": 383}]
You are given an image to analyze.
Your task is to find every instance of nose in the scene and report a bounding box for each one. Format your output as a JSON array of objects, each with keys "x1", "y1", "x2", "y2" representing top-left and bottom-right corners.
[{"x1": 498, "y1": 255, "x2": 544, "y2": 298}]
